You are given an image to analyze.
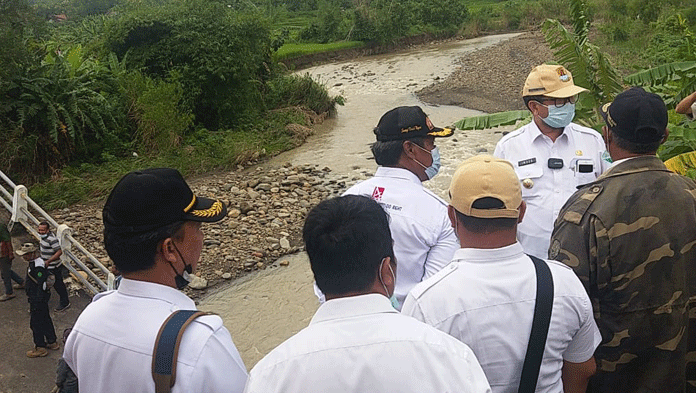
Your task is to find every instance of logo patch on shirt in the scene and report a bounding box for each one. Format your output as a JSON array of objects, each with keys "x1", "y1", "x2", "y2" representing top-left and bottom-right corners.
[
  {"x1": 371, "y1": 187, "x2": 385, "y2": 201},
  {"x1": 518, "y1": 157, "x2": 536, "y2": 167}
]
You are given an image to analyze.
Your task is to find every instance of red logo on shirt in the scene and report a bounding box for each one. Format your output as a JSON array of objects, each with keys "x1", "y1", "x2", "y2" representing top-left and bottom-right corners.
[{"x1": 372, "y1": 187, "x2": 385, "y2": 201}]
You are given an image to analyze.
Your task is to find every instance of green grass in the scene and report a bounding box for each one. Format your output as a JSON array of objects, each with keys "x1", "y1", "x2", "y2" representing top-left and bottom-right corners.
[
  {"x1": 274, "y1": 41, "x2": 365, "y2": 60},
  {"x1": 27, "y1": 110, "x2": 311, "y2": 210}
]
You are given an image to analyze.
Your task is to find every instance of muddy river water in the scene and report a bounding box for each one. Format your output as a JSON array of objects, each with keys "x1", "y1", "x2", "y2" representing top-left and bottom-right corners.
[{"x1": 198, "y1": 33, "x2": 520, "y2": 369}]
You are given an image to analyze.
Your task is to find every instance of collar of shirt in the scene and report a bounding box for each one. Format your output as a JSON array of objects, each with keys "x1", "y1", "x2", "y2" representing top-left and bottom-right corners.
[
  {"x1": 529, "y1": 120, "x2": 570, "y2": 146},
  {"x1": 32, "y1": 257, "x2": 45, "y2": 268},
  {"x1": 452, "y1": 242, "x2": 525, "y2": 264},
  {"x1": 116, "y1": 278, "x2": 196, "y2": 310},
  {"x1": 310, "y1": 293, "x2": 398, "y2": 325},
  {"x1": 609, "y1": 155, "x2": 645, "y2": 168},
  {"x1": 375, "y1": 166, "x2": 422, "y2": 186}
]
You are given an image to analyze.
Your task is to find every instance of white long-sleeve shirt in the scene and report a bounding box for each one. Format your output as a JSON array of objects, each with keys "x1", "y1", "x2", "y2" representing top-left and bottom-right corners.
[
  {"x1": 342, "y1": 166, "x2": 459, "y2": 307},
  {"x1": 246, "y1": 294, "x2": 492, "y2": 393},
  {"x1": 494, "y1": 121, "x2": 607, "y2": 259},
  {"x1": 64, "y1": 278, "x2": 248, "y2": 393}
]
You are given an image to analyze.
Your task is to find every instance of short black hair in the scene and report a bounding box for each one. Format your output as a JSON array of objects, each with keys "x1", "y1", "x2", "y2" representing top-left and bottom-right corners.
[
  {"x1": 39, "y1": 221, "x2": 50, "y2": 229},
  {"x1": 523, "y1": 95, "x2": 547, "y2": 111},
  {"x1": 104, "y1": 221, "x2": 186, "y2": 273},
  {"x1": 303, "y1": 195, "x2": 394, "y2": 296},
  {"x1": 370, "y1": 136, "x2": 426, "y2": 166},
  {"x1": 454, "y1": 197, "x2": 517, "y2": 233},
  {"x1": 611, "y1": 130, "x2": 661, "y2": 154}
]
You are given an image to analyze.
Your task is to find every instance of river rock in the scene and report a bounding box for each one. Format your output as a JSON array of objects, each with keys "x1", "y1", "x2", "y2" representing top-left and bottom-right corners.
[
  {"x1": 188, "y1": 274, "x2": 208, "y2": 290},
  {"x1": 280, "y1": 237, "x2": 290, "y2": 249}
]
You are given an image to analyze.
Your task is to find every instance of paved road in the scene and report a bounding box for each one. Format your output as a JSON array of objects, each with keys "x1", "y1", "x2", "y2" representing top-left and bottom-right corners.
[{"x1": 0, "y1": 251, "x2": 91, "y2": 393}]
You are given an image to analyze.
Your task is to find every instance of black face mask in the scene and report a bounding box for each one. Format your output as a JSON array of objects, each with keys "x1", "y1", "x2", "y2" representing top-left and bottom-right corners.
[{"x1": 169, "y1": 243, "x2": 193, "y2": 290}]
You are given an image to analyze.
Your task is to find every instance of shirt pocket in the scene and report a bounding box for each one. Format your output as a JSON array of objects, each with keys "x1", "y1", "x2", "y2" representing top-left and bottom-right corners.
[
  {"x1": 515, "y1": 163, "x2": 543, "y2": 200},
  {"x1": 572, "y1": 157, "x2": 598, "y2": 187}
]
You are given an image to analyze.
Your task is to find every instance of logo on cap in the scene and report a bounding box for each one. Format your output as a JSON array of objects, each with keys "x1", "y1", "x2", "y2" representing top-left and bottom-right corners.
[
  {"x1": 425, "y1": 117, "x2": 435, "y2": 131},
  {"x1": 602, "y1": 103, "x2": 617, "y2": 127},
  {"x1": 191, "y1": 200, "x2": 224, "y2": 218},
  {"x1": 558, "y1": 68, "x2": 570, "y2": 82}
]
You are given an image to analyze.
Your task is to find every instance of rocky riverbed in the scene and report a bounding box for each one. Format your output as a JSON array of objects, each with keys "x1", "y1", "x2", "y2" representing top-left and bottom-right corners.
[
  {"x1": 50, "y1": 163, "x2": 369, "y2": 300},
  {"x1": 47, "y1": 31, "x2": 554, "y2": 300},
  {"x1": 417, "y1": 30, "x2": 553, "y2": 112}
]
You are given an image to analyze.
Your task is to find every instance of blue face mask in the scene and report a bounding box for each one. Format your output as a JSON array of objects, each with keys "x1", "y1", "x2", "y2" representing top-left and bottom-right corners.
[
  {"x1": 539, "y1": 102, "x2": 575, "y2": 129},
  {"x1": 413, "y1": 145, "x2": 441, "y2": 180}
]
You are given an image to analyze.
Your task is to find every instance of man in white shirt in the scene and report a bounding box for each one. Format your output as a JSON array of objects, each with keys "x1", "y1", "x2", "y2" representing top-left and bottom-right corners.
[
  {"x1": 340, "y1": 106, "x2": 459, "y2": 309},
  {"x1": 402, "y1": 155, "x2": 601, "y2": 393},
  {"x1": 494, "y1": 64, "x2": 608, "y2": 259},
  {"x1": 64, "y1": 168, "x2": 247, "y2": 393},
  {"x1": 246, "y1": 195, "x2": 491, "y2": 393}
]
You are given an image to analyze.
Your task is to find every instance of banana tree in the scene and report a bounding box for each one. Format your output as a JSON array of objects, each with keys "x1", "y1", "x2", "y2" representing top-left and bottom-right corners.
[{"x1": 456, "y1": 0, "x2": 623, "y2": 131}]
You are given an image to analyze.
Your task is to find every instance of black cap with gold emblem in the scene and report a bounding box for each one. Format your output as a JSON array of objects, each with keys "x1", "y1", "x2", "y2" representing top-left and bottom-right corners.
[
  {"x1": 103, "y1": 168, "x2": 227, "y2": 234},
  {"x1": 374, "y1": 106, "x2": 454, "y2": 142},
  {"x1": 600, "y1": 87, "x2": 667, "y2": 144}
]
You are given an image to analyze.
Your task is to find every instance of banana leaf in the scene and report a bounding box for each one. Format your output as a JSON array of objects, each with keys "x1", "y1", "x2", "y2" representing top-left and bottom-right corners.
[
  {"x1": 454, "y1": 110, "x2": 530, "y2": 131},
  {"x1": 664, "y1": 151, "x2": 696, "y2": 177},
  {"x1": 624, "y1": 62, "x2": 696, "y2": 87}
]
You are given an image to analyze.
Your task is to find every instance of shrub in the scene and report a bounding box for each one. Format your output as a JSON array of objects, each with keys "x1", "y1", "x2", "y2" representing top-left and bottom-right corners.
[
  {"x1": 103, "y1": 0, "x2": 274, "y2": 130},
  {"x1": 264, "y1": 73, "x2": 342, "y2": 115}
]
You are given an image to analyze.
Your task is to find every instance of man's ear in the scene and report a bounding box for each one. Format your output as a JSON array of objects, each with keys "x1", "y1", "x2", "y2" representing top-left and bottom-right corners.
[
  {"x1": 402, "y1": 140, "x2": 417, "y2": 159},
  {"x1": 380, "y1": 256, "x2": 394, "y2": 286},
  {"x1": 447, "y1": 205, "x2": 457, "y2": 229},
  {"x1": 662, "y1": 128, "x2": 669, "y2": 144},
  {"x1": 518, "y1": 200, "x2": 526, "y2": 224},
  {"x1": 160, "y1": 237, "x2": 177, "y2": 263}
]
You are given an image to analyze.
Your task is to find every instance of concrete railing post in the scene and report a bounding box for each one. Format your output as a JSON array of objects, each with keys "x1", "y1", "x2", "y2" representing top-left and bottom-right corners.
[{"x1": 10, "y1": 185, "x2": 29, "y2": 231}]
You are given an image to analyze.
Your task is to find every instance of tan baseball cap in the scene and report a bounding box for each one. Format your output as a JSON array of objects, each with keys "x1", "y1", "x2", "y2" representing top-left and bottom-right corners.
[
  {"x1": 522, "y1": 64, "x2": 588, "y2": 98},
  {"x1": 449, "y1": 155, "x2": 522, "y2": 219},
  {"x1": 15, "y1": 242, "x2": 37, "y2": 255}
]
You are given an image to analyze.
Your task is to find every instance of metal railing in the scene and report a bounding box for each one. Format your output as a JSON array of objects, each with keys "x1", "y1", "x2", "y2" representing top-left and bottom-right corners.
[{"x1": 0, "y1": 170, "x2": 113, "y2": 295}]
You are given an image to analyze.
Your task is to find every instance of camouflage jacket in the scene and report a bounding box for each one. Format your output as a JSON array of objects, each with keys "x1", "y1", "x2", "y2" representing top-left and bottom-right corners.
[{"x1": 549, "y1": 155, "x2": 696, "y2": 393}]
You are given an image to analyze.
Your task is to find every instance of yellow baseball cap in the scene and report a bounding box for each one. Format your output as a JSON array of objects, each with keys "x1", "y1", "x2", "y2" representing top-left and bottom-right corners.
[
  {"x1": 449, "y1": 155, "x2": 522, "y2": 219},
  {"x1": 523, "y1": 64, "x2": 588, "y2": 98}
]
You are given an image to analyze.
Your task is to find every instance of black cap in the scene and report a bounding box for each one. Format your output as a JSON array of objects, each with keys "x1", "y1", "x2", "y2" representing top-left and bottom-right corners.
[
  {"x1": 374, "y1": 106, "x2": 454, "y2": 142},
  {"x1": 600, "y1": 87, "x2": 667, "y2": 144},
  {"x1": 103, "y1": 168, "x2": 227, "y2": 234}
]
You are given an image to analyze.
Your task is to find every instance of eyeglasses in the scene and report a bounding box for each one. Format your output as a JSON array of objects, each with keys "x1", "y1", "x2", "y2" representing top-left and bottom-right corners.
[{"x1": 539, "y1": 95, "x2": 578, "y2": 108}]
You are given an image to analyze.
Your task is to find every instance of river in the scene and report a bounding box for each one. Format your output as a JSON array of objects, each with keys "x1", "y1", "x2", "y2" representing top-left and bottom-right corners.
[{"x1": 198, "y1": 32, "x2": 520, "y2": 369}]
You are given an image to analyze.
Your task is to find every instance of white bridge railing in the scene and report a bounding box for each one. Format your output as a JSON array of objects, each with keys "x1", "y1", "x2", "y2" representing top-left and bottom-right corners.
[{"x1": 0, "y1": 170, "x2": 113, "y2": 295}]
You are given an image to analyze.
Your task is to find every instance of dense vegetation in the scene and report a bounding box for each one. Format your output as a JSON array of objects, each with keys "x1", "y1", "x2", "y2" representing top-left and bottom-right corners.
[
  {"x1": 2, "y1": 0, "x2": 696, "y2": 208},
  {"x1": 454, "y1": 0, "x2": 696, "y2": 177}
]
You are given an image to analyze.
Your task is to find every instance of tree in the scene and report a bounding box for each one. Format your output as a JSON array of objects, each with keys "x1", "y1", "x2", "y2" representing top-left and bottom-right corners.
[{"x1": 104, "y1": 0, "x2": 274, "y2": 130}]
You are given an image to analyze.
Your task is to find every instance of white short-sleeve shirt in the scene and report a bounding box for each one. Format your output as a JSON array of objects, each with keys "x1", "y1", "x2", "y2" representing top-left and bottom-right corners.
[
  {"x1": 494, "y1": 121, "x2": 607, "y2": 259},
  {"x1": 245, "y1": 294, "x2": 492, "y2": 393},
  {"x1": 64, "y1": 279, "x2": 248, "y2": 393},
  {"x1": 341, "y1": 166, "x2": 459, "y2": 307},
  {"x1": 402, "y1": 243, "x2": 601, "y2": 393}
]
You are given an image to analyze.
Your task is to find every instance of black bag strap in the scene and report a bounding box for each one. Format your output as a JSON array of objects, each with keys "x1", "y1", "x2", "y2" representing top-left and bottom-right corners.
[
  {"x1": 518, "y1": 254, "x2": 554, "y2": 393},
  {"x1": 152, "y1": 310, "x2": 210, "y2": 393}
]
